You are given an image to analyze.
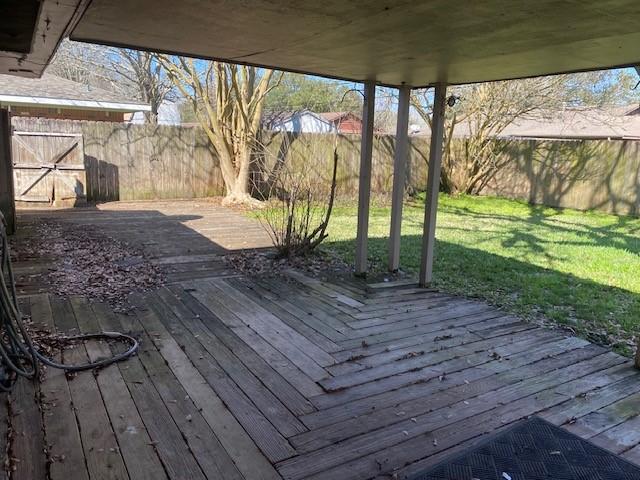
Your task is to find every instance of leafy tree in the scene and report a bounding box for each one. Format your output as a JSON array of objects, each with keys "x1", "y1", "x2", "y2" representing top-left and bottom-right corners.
[
  {"x1": 264, "y1": 73, "x2": 361, "y2": 113},
  {"x1": 563, "y1": 70, "x2": 640, "y2": 106}
]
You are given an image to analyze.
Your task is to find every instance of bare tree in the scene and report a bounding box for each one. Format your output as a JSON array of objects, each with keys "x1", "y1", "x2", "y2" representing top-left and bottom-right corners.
[
  {"x1": 411, "y1": 70, "x2": 640, "y2": 194},
  {"x1": 412, "y1": 77, "x2": 565, "y2": 194},
  {"x1": 117, "y1": 50, "x2": 173, "y2": 124},
  {"x1": 157, "y1": 56, "x2": 280, "y2": 204},
  {"x1": 256, "y1": 134, "x2": 339, "y2": 257},
  {"x1": 50, "y1": 40, "x2": 174, "y2": 124},
  {"x1": 49, "y1": 40, "x2": 125, "y2": 93}
]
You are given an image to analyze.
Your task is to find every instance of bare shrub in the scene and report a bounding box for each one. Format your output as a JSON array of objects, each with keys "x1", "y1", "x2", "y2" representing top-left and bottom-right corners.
[{"x1": 255, "y1": 134, "x2": 339, "y2": 258}]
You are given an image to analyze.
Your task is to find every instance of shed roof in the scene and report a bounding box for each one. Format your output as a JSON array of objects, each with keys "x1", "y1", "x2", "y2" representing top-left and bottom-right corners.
[{"x1": 68, "y1": 0, "x2": 640, "y2": 87}]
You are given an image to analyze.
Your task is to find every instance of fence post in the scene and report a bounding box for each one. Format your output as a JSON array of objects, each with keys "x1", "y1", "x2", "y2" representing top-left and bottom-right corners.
[{"x1": 0, "y1": 109, "x2": 15, "y2": 234}]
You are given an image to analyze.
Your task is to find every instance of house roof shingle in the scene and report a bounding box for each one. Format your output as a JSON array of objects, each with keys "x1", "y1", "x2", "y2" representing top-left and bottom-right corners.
[
  {"x1": 496, "y1": 105, "x2": 640, "y2": 140},
  {"x1": 318, "y1": 112, "x2": 357, "y2": 122},
  {"x1": 413, "y1": 105, "x2": 640, "y2": 140},
  {"x1": 0, "y1": 73, "x2": 149, "y2": 110}
]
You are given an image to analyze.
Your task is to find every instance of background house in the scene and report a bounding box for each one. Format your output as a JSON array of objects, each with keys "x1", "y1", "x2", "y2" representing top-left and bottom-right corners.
[
  {"x1": 498, "y1": 105, "x2": 640, "y2": 140},
  {"x1": 318, "y1": 111, "x2": 363, "y2": 134},
  {"x1": 264, "y1": 110, "x2": 336, "y2": 133},
  {"x1": 264, "y1": 110, "x2": 364, "y2": 134},
  {"x1": 410, "y1": 104, "x2": 640, "y2": 140},
  {"x1": 127, "y1": 99, "x2": 181, "y2": 125},
  {"x1": 0, "y1": 73, "x2": 150, "y2": 122}
]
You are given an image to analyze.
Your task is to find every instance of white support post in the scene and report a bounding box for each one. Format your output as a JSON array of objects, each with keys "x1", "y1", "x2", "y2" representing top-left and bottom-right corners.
[
  {"x1": 354, "y1": 80, "x2": 376, "y2": 276},
  {"x1": 419, "y1": 83, "x2": 447, "y2": 287},
  {"x1": 388, "y1": 85, "x2": 411, "y2": 272}
]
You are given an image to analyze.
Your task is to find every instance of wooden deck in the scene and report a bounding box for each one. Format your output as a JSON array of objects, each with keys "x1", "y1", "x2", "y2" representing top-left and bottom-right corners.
[{"x1": 5, "y1": 201, "x2": 640, "y2": 480}]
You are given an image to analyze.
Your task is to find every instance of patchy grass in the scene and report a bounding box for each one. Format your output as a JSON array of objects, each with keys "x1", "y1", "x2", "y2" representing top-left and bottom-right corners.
[{"x1": 325, "y1": 194, "x2": 640, "y2": 355}]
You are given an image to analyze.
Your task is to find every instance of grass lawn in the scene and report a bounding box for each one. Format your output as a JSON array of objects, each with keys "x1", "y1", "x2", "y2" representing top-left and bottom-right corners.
[{"x1": 324, "y1": 194, "x2": 640, "y2": 354}]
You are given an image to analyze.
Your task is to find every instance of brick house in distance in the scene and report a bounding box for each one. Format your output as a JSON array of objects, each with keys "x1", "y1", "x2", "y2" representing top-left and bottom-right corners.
[
  {"x1": 0, "y1": 73, "x2": 150, "y2": 122},
  {"x1": 318, "y1": 111, "x2": 363, "y2": 134}
]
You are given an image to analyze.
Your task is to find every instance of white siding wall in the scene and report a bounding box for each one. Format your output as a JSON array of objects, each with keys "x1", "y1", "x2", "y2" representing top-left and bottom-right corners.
[{"x1": 271, "y1": 112, "x2": 336, "y2": 133}]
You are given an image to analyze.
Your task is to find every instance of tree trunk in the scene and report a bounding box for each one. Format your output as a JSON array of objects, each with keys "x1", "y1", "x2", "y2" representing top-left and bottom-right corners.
[
  {"x1": 147, "y1": 97, "x2": 160, "y2": 124},
  {"x1": 145, "y1": 110, "x2": 159, "y2": 125},
  {"x1": 221, "y1": 146, "x2": 261, "y2": 206}
]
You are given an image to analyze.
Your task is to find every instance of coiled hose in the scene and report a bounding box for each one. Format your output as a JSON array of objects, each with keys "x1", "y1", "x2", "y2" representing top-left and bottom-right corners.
[{"x1": 0, "y1": 213, "x2": 138, "y2": 392}]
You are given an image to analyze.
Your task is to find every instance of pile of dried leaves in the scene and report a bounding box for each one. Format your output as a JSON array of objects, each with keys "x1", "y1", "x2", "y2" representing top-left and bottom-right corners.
[
  {"x1": 10, "y1": 220, "x2": 164, "y2": 312},
  {"x1": 223, "y1": 248, "x2": 352, "y2": 280}
]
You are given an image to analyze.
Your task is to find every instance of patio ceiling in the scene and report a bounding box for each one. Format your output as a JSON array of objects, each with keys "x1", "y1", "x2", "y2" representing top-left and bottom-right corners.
[
  {"x1": 66, "y1": 0, "x2": 640, "y2": 87},
  {"x1": 0, "y1": 0, "x2": 86, "y2": 78}
]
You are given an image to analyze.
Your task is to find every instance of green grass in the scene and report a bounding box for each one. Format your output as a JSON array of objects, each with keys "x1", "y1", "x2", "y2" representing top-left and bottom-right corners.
[{"x1": 324, "y1": 194, "x2": 640, "y2": 354}]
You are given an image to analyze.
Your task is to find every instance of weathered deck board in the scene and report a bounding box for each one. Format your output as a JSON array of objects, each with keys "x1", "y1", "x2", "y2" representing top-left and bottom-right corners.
[
  {"x1": 51, "y1": 297, "x2": 130, "y2": 480},
  {"x1": 278, "y1": 351, "x2": 621, "y2": 480},
  {"x1": 5, "y1": 203, "x2": 640, "y2": 480},
  {"x1": 9, "y1": 298, "x2": 47, "y2": 480},
  {"x1": 161, "y1": 285, "x2": 314, "y2": 417},
  {"x1": 293, "y1": 358, "x2": 632, "y2": 480},
  {"x1": 92, "y1": 302, "x2": 210, "y2": 480},
  {"x1": 71, "y1": 297, "x2": 168, "y2": 480},
  {"x1": 106, "y1": 297, "x2": 279, "y2": 480},
  {"x1": 208, "y1": 279, "x2": 335, "y2": 369},
  {"x1": 9, "y1": 370, "x2": 47, "y2": 480},
  {"x1": 117, "y1": 304, "x2": 253, "y2": 476},
  {"x1": 140, "y1": 291, "x2": 305, "y2": 445},
  {"x1": 31, "y1": 294, "x2": 90, "y2": 480},
  {"x1": 184, "y1": 279, "x2": 324, "y2": 398},
  {"x1": 228, "y1": 277, "x2": 346, "y2": 348},
  {"x1": 293, "y1": 342, "x2": 604, "y2": 452}
]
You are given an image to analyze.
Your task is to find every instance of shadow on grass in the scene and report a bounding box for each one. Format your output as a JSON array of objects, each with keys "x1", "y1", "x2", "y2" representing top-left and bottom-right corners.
[
  {"x1": 403, "y1": 197, "x2": 640, "y2": 255},
  {"x1": 326, "y1": 234, "x2": 640, "y2": 354}
]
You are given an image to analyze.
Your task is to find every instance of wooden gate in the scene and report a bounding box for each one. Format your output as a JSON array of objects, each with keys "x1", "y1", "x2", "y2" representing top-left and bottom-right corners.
[{"x1": 12, "y1": 131, "x2": 87, "y2": 207}]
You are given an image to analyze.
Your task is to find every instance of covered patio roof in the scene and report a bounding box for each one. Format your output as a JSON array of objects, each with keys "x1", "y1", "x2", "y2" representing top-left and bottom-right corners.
[
  {"x1": 57, "y1": 0, "x2": 640, "y2": 87},
  {"x1": 2, "y1": 1, "x2": 640, "y2": 86}
]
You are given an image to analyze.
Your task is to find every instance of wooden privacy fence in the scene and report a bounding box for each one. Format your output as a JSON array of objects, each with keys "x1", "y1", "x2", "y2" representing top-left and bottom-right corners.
[
  {"x1": 11, "y1": 118, "x2": 223, "y2": 202},
  {"x1": 9, "y1": 117, "x2": 431, "y2": 203},
  {"x1": 9, "y1": 117, "x2": 640, "y2": 216},
  {"x1": 483, "y1": 139, "x2": 640, "y2": 216}
]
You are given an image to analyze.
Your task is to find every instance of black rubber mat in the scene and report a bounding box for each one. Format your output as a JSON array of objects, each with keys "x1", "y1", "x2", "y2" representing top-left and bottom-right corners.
[{"x1": 408, "y1": 416, "x2": 640, "y2": 480}]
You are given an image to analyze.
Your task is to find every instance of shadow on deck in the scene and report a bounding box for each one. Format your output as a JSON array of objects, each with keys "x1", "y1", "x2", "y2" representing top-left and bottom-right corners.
[{"x1": 4, "y1": 200, "x2": 640, "y2": 480}]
